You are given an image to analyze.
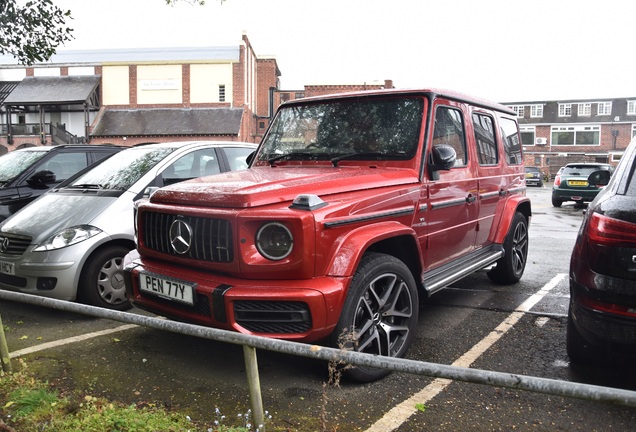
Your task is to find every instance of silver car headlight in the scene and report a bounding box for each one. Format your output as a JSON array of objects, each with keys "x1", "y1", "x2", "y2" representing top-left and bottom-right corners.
[
  {"x1": 34, "y1": 225, "x2": 102, "y2": 251},
  {"x1": 255, "y1": 222, "x2": 293, "y2": 260}
]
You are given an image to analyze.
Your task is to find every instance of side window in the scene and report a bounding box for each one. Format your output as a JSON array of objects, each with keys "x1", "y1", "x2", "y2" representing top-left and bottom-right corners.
[
  {"x1": 432, "y1": 106, "x2": 467, "y2": 167},
  {"x1": 472, "y1": 113, "x2": 498, "y2": 165},
  {"x1": 162, "y1": 148, "x2": 220, "y2": 186},
  {"x1": 43, "y1": 152, "x2": 89, "y2": 181},
  {"x1": 499, "y1": 117, "x2": 523, "y2": 165},
  {"x1": 224, "y1": 147, "x2": 254, "y2": 171}
]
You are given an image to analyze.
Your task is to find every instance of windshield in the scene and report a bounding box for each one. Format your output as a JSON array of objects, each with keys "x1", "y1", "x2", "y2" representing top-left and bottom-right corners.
[
  {"x1": 0, "y1": 150, "x2": 48, "y2": 185},
  {"x1": 258, "y1": 97, "x2": 424, "y2": 163},
  {"x1": 68, "y1": 146, "x2": 175, "y2": 191}
]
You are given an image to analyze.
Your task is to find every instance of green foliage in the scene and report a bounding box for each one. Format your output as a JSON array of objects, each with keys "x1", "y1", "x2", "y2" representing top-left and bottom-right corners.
[
  {"x1": 0, "y1": 0, "x2": 74, "y2": 65},
  {"x1": 0, "y1": 361, "x2": 256, "y2": 431}
]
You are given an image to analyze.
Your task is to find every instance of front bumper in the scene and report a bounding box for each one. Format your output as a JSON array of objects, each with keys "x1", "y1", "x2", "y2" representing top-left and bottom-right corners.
[
  {"x1": 124, "y1": 256, "x2": 350, "y2": 342},
  {"x1": 0, "y1": 234, "x2": 105, "y2": 301}
]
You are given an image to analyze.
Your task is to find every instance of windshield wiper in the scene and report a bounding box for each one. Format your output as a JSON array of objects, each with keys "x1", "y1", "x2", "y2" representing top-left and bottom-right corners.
[
  {"x1": 330, "y1": 152, "x2": 408, "y2": 167},
  {"x1": 266, "y1": 152, "x2": 325, "y2": 166},
  {"x1": 66, "y1": 183, "x2": 104, "y2": 189}
]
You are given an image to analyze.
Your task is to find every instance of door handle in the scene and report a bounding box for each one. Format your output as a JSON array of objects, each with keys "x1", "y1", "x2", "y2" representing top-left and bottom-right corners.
[{"x1": 466, "y1": 194, "x2": 477, "y2": 203}]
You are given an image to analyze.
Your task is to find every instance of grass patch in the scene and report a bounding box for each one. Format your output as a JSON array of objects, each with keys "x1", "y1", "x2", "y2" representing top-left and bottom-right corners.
[{"x1": 0, "y1": 359, "x2": 261, "y2": 431}]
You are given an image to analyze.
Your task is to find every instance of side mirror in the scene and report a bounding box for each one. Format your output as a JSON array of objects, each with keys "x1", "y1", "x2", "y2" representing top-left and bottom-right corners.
[
  {"x1": 588, "y1": 170, "x2": 611, "y2": 187},
  {"x1": 246, "y1": 151, "x2": 256, "y2": 166},
  {"x1": 428, "y1": 144, "x2": 457, "y2": 180},
  {"x1": 26, "y1": 170, "x2": 57, "y2": 187}
]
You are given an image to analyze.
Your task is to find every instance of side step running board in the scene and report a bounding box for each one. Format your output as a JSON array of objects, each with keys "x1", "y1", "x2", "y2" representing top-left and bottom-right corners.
[{"x1": 422, "y1": 246, "x2": 504, "y2": 296}]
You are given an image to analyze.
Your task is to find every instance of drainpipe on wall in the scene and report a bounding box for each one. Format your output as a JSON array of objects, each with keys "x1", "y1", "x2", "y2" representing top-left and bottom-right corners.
[{"x1": 39, "y1": 105, "x2": 45, "y2": 145}]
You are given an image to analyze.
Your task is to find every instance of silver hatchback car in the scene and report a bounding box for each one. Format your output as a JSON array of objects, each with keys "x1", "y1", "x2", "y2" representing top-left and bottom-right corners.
[{"x1": 0, "y1": 141, "x2": 256, "y2": 310}]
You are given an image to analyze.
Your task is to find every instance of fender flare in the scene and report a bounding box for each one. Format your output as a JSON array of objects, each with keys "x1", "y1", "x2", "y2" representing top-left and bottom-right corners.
[
  {"x1": 325, "y1": 221, "x2": 421, "y2": 278},
  {"x1": 491, "y1": 195, "x2": 532, "y2": 244}
]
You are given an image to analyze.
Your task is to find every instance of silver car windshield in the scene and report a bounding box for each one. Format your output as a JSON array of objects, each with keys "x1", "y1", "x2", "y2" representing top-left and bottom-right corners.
[
  {"x1": 0, "y1": 150, "x2": 48, "y2": 185},
  {"x1": 68, "y1": 147, "x2": 175, "y2": 190},
  {"x1": 258, "y1": 97, "x2": 424, "y2": 163}
]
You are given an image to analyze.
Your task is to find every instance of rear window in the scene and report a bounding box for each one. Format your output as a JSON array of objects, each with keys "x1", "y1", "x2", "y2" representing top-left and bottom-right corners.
[{"x1": 562, "y1": 166, "x2": 610, "y2": 177}]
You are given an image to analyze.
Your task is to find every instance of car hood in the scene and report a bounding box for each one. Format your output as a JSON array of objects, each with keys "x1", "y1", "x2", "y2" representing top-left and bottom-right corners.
[
  {"x1": 149, "y1": 166, "x2": 420, "y2": 208},
  {"x1": 0, "y1": 192, "x2": 118, "y2": 241}
]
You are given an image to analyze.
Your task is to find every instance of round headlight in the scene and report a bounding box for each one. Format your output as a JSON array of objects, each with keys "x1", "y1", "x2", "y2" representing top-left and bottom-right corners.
[{"x1": 255, "y1": 222, "x2": 293, "y2": 261}]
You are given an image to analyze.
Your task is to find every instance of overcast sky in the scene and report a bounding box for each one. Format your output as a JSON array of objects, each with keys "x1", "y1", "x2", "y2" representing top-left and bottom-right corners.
[{"x1": 53, "y1": 0, "x2": 636, "y2": 103}]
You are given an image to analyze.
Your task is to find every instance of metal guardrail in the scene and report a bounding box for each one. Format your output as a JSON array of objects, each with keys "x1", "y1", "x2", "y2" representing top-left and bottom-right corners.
[{"x1": 2, "y1": 289, "x2": 636, "y2": 429}]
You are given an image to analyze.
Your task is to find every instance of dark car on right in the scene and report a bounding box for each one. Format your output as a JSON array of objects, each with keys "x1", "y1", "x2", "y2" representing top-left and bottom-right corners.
[
  {"x1": 551, "y1": 162, "x2": 614, "y2": 207},
  {"x1": 567, "y1": 136, "x2": 636, "y2": 366}
]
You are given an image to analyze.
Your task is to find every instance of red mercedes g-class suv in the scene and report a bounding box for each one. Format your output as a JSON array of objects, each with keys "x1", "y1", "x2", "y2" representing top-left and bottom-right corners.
[{"x1": 124, "y1": 88, "x2": 531, "y2": 381}]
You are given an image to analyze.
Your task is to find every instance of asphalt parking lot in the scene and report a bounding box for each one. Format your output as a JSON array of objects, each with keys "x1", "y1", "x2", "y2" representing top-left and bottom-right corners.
[{"x1": 2, "y1": 183, "x2": 636, "y2": 431}]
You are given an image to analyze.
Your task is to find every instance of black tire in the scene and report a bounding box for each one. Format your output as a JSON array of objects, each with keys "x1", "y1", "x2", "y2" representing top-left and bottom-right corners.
[
  {"x1": 330, "y1": 252, "x2": 419, "y2": 382},
  {"x1": 551, "y1": 196, "x2": 562, "y2": 207},
  {"x1": 79, "y1": 245, "x2": 132, "y2": 310},
  {"x1": 488, "y1": 212, "x2": 528, "y2": 284}
]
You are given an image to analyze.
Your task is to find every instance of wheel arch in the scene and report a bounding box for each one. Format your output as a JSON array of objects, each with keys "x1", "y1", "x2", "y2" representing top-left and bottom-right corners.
[
  {"x1": 491, "y1": 197, "x2": 531, "y2": 244},
  {"x1": 75, "y1": 238, "x2": 137, "y2": 288},
  {"x1": 325, "y1": 221, "x2": 423, "y2": 288}
]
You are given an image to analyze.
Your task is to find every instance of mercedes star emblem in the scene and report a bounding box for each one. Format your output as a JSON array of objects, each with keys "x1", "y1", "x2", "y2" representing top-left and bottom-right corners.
[
  {"x1": 169, "y1": 219, "x2": 193, "y2": 255},
  {"x1": 0, "y1": 237, "x2": 9, "y2": 254}
]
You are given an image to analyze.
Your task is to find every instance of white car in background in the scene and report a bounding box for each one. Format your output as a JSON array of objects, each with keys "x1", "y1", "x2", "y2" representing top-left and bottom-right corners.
[{"x1": 0, "y1": 141, "x2": 256, "y2": 310}]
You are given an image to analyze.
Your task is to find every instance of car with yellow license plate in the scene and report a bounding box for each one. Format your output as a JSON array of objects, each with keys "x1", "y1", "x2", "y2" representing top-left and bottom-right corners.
[{"x1": 551, "y1": 162, "x2": 614, "y2": 207}]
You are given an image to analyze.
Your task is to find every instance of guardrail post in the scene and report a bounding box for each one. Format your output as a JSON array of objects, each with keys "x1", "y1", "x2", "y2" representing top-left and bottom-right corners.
[
  {"x1": 0, "y1": 313, "x2": 12, "y2": 372},
  {"x1": 242, "y1": 345, "x2": 265, "y2": 429}
]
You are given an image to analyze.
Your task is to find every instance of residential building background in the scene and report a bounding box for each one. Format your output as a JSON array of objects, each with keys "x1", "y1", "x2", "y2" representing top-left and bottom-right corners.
[{"x1": 505, "y1": 98, "x2": 636, "y2": 178}]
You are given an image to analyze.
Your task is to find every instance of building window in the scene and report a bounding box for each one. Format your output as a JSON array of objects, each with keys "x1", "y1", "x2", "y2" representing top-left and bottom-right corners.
[
  {"x1": 558, "y1": 104, "x2": 572, "y2": 117},
  {"x1": 519, "y1": 126, "x2": 535, "y2": 146},
  {"x1": 551, "y1": 125, "x2": 600, "y2": 146},
  {"x1": 219, "y1": 85, "x2": 226, "y2": 102},
  {"x1": 294, "y1": 92, "x2": 305, "y2": 99},
  {"x1": 534, "y1": 156, "x2": 541, "y2": 165},
  {"x1": 530, "y1": 104, "x2": 543, "y2": 118},
  {"x1": 597, "y1": 101, "x2": 612, "y2": 115},
  {"x1": 259, "y1": 121, "x2": 266, "y2": 129},
  {"x1": 507, "y1": 105, "x2": 524, "y2": 118},
  {"x1": 578, "y1": 103, "x2": 591, "y2": 116},
  {"x1": 627, "y1": 100, "x2": 636, "y2": 115}
]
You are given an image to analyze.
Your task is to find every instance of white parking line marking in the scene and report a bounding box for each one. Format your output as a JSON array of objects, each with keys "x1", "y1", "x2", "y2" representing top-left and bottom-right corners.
[
  {"x1": 365, "y1": 273, "x2": 567, "y2": 432},
  {"x1": 9, "y1": 324, "x2": 138, "y2": 359}
]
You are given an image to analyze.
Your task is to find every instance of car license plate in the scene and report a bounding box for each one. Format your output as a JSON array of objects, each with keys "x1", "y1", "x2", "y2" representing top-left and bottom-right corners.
[
  {"x1": 139, "y1": 272, "x2": 195, "y2": 306},
  {"x1": 0, "y1": 261, "x2": 14, "y2": 275},
  {"x1": 567, "y1": 180, "x2": 588, "y2": 187}
]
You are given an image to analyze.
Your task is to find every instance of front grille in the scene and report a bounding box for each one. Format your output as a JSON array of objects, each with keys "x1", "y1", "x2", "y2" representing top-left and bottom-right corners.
[
  {"x1": 0, "y1": 233, "x2": 32, "y2": 256},
  {"x1": 142, "y1": 212, "x2": 233, "y2": 263},
  {"x1": 234, "y1": 300, "x2": 312, "y2": 334}
]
